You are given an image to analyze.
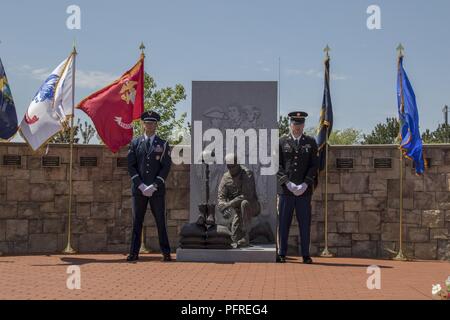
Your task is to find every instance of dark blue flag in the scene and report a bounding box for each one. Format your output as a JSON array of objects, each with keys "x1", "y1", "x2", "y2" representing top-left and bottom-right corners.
[
  {"x1": 397, "y1": 55, "x2": 425, "y2": 175},
  {"x1": 315, "y1": 55, "x2": 333, "y2": 173},
  {"x1": 0, "y1": 57, "x2": 18, "y2": 140}
]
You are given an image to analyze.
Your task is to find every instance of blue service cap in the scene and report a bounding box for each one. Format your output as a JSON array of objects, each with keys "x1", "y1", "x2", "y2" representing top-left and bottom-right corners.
[
  {"x1": 288, "y1": 111, "x2": 308, "y2": 124},
  {"x1": 141, "y1": 111, "x2": 160, "y2": 122}
]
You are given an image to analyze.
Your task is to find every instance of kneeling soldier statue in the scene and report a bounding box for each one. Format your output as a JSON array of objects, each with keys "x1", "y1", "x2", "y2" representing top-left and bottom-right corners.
[{"x1": 217, "y1": 154, "x2": 261, "y2": 248}]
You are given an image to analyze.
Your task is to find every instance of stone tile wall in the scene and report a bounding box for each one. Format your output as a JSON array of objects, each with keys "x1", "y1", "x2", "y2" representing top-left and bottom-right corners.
[{"x1": 0, "y1": 143, "x2": 449, "y2": 260}]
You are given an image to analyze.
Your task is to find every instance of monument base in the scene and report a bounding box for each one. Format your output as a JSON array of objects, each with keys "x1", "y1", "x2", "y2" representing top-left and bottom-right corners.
[{"x1": 176, "y1": 244, "x2": 276, "y2": 262}]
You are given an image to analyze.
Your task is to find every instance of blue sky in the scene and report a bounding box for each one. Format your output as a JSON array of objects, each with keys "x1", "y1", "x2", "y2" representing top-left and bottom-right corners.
[{"x1": 1, "y1": 0, "x2": 449, "y2": 142}]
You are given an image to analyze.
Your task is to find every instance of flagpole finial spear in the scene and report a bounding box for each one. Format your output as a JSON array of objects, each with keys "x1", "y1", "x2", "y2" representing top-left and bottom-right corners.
[
  {"x1": 72, "y1": 38, "x2": 77, "y2": 55},
  {"x1": 397, "y1": 43, "x2": 404, "y2": 58},
  {"x1": 324, "y1": 44, "x2": 331, "y2": 59},
  {"x1": 139, "y1": 42, "x2": 146, "y2": 58}
]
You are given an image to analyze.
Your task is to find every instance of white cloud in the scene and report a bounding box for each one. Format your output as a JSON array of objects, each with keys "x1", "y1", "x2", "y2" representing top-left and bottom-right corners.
[
  {"x1": 253, "y1": 60, "x2": 272, "y2": 72},
  {"x1": 285, "y1": 68, "x2": 302, "y2": 75},
  {"x1": 285, "y1": 67, "x2": 348, "y2": 80},
  {"x1": 330, "y1": 73, "x2": 348, "y2": 81},
  {"x1": 30, "y1": 68, "x2": 49, "y2": 80},
  {"x1": 17, "y1": 65, "x2": 118, "y2": 89},
  {"x1": 305, "y1": 69, "x2": 320, "y2": 77},
  {"x1": 75, "y1": 70, "x2": 118, "y2": 89}
]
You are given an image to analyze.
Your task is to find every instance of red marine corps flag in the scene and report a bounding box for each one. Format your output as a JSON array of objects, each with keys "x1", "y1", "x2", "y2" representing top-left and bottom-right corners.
[{"x1": 77, "y1": 53, "x2": 144, "y2": 153}]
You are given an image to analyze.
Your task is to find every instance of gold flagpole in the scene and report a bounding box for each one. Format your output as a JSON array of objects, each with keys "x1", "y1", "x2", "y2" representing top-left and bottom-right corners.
[
  {"x1": 63, "y1": 43, "x2": 77, "y2": 254},
  {"x1": 138, "y1": 42, "x2": 151, "y2": 254},
  {"x1": 393, "y1": 148, "x2": 407, "y2": 261},
  {"x1": 0, "y1": 40, "x2": 3, "y2": 256},
  {"x1": 139, "y1": 229, "x2": 150, "y2": 254},
  {"x1": 393, "y1": 43, "x2": 407, "y2": 261},
  {"x1": 320, "y1": 128, "x2": 333, "y2": 257},
  {"x1": 320, "y1": 45, "x2": 333, "y2": 258},
  {"x1": 138, "y1": 42, "x2": 146, "y2": 138}
]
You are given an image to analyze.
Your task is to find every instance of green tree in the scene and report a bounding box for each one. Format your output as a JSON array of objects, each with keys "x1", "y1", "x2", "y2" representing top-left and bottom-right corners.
[
  {"x1": 51, "y1": 119, "x2": 80, "y2": 144},
  {"x1": 329, "y1": 128, "x2": 363, "y2": 145},
  {"x1": 422, "y1": 124, "x2": 450, "y2": 143},
  {"x1": 79, "y1": 120, "x2": 96, "y2": 144},
  {"x1": 363, "y1": 117, "x2": 400, "y2": 144},
  {"x1": 421, "y1": 129, "x2": 434, "y2": 144},
  {"x1": 278, "y1": 115, "x2": 290, "y2": 136},
  {"x1": 50, "y1": 118, "x2": 96, "y2": 144},
  {"x1": 133, "y1": 72, "x2": 187, "y2": 144},
  {"x1": 304, "y1": 127, "x2": 362, "y2": 145}
]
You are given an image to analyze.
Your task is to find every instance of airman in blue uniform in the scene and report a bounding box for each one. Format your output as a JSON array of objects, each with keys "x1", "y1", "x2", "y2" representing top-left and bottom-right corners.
[{"x1": 127, "y1": 111, "x2": 172, "y2": 262}]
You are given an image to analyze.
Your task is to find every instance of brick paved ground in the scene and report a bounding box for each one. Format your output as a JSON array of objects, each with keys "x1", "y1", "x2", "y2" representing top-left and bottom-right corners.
[{"x1": 0, "y1": 253, "x2": 449, "y2": 300}]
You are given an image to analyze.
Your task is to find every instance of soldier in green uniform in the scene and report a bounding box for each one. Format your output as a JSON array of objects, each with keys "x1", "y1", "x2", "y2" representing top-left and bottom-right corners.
[{"x1": 277, "y1": 111, "x2": 319, "y2": 263}]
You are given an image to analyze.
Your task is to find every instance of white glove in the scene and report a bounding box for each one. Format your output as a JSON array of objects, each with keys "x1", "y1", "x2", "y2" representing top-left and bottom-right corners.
[
  {"x1": 293, "y1": 183, "x2": 308, "y2": 196},
  {"x1": 138, "y1": 183, "x2": 148, "y2": 194},
  {"x1": 143, "y1": 184, "x2": 158, "y2": 197},
  {"x1": 286, "y1": 181, "x2": 296, "y2": 193}
]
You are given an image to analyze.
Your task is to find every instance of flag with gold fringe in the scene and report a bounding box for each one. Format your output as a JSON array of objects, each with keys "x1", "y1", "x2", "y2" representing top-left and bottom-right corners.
[
  {"x1": 19, "y1": 52, "x2": 75, "y2": 151},
  {"x1": 315, "y1": 49, "x2": 333, "y2": 173},
  {"x1": 0, "y1": 57, "x2": 18, "y2": 140},
  {"x1": 397, "y1": 50, "x2": 426, "y2": 175}
]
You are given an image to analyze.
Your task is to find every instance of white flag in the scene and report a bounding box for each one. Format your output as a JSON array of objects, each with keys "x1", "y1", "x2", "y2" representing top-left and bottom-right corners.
[{"x1": 20, "y1": 53, "x2": 75, "y2": 151}]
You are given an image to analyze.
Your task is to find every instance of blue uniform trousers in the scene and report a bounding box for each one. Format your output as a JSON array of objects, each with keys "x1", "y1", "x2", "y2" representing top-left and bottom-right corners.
[
  {"x1": 278, "y1": 194, "x2": 312, "y2": 257},
  {"x1": 130, "y1": 193, "x2": 171, "y2": 255}
]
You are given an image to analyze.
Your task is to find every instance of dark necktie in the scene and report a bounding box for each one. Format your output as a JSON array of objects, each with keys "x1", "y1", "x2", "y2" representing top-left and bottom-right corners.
[
  {"x1": 295, "y1": 139, "x2": 299, "y2": 148},
  {"x1": 146, "y1": 137, "x2": 152, "y2": 153}
]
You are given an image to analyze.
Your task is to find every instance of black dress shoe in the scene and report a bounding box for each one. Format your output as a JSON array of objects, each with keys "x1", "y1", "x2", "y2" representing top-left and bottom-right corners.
[
  {"x1": 276, "y1": 255, "x2": 286, "y2": 263},
  {"x1": 162, "y1": 253, "x2": 172, "y2": 262},
  {"x1": 303, "y1": 256, "x2": 313, "y2": 264},
  {"x1": 126, "y1": 254, "x2": 139, "y2": 262}
]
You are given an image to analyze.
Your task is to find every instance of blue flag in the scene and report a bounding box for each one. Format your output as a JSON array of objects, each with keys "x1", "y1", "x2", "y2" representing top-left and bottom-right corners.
[
  {"x1": 397, "y1": 55, "x2": 425, "y2": 175},
  {"x1": 315, "y1": 55, "x2": 333, "y2": 173},
  {"x1": 0, "y1": 57, "x2": 18, "y2": 140}
]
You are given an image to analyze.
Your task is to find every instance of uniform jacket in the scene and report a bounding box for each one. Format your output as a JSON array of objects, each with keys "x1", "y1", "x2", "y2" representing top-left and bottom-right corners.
[
  {"x1": 277, "y1": 134, "x2": 319, "y2": 196},
  {"x1": 217, "y1": 166, "x2": 260, "y2": 215},
  {"x1": 127, "y1": 134, "x2": 171, "y2": 196}
]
